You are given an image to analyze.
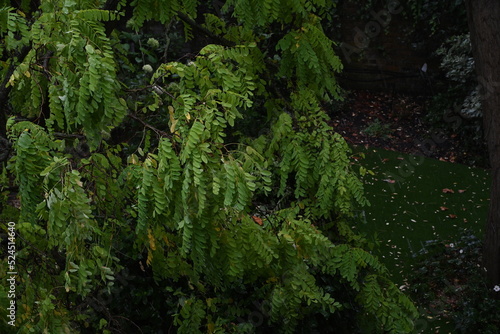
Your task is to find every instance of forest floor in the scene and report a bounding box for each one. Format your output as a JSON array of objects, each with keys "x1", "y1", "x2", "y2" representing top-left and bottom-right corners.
[{"x1": 328, "y1": 90, "x2": 488, "y2": 167}]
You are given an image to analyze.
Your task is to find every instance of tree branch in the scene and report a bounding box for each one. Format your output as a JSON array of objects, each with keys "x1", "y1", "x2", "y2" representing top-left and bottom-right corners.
[
  {"x1": 0, "y1": 45, "x2": 32, "y2": 138},
  {"x1": 127, "y1": 113, "x2": 171, "y2": 138},
  {"x1": 177, "y1": 12, "x2": 236, "y2": 48}
]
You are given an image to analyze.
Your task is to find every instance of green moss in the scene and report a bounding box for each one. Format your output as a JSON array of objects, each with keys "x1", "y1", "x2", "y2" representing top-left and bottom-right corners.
[
  {"x1": 354, "y1": 146, "x2": 489, "y2": 282},
  {"x1": 353, "y1": 146, "x2": 490, "y2": 333}
]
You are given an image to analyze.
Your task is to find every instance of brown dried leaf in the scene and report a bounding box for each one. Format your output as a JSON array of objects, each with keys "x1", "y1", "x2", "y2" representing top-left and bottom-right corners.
[{"x1": 252, "y1": 215, "x2": 263, "y2": 226}]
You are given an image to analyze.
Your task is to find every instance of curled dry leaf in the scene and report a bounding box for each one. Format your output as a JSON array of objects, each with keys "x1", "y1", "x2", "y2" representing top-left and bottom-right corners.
[
  {"x1": 442, "y1": 188, "x2": 455, "y2": 193},
  {"x1": 252, "y1": 215, "x2": 263, "y2": 226}
]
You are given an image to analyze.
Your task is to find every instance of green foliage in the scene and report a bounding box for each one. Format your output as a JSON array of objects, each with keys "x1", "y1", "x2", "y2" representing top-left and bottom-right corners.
[
  {"x1": 435, "y1": 33, "x2": 481, "y2": 119},
  {"x1": 436, "y1": 34, "x2": 475, "y2": 84},
  {"x1": 8, "y1": 122, "x2": 53, "y2": 225},
  {"x1": 427, "y1": 33, "x2": 487, "y2": 165},
  {"x1": 0, "y1": 7, "x2": 30, "y2": 54},
  {"x1": 275, "y1": 17, "x2": 343, "y2": 100},
  {"x1": 8, "y1": 4, "x2": 126, "y2": 148},
  {"x1": 0, "y1": 0, "x2": 417, "y2": 333},
  {"x1": 257, "y1": 110, "x2": 369, "y2": 217},
  {"x1": 404, "y1": 0, "x2": 467, "y2": 35},
  {"x1": 353, "y1": 0, "x2": 467, "y2": 36}
]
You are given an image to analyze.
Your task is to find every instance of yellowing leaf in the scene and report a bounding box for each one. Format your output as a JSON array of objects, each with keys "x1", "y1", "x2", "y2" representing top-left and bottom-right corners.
[
  {"x1": 146, "y1": 250, "x2": 153, "y2": 265},
  {"x1": 170, "y1": 119, "x2": 178, "y2": 134},
  {"x1": 8, "y1": 74, "x2": 16, "y2": 86},
  {"x1": 266, "y1": 276, "x2": 279, "y2": 283},
  {"x1": 162, "y1": 235, "x2": 172, "y2": 247},
  {"x1": 147, "y1": 228, "x2": 156, "y2": 251},
  {"x1": 168, "y1": 106, "x2": 178, "y2": 133},
  {"x1": 127, "y1": 153, "x2": 139, "y2": 165}
]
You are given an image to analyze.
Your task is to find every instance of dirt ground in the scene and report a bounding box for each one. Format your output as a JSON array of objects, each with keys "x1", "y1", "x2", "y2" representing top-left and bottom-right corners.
[{"x1": 328, "y1": 90, "x2": 488, "y2": 167}]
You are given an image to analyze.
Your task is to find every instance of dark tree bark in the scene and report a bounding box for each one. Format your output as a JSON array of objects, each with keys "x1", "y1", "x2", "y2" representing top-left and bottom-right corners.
[{"x1": 465, "y1": 0, "x2": 500, "y2": 286}]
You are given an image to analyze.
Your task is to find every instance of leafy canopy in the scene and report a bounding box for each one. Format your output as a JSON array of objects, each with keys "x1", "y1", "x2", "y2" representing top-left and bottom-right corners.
[{"x1": 0, "y1": 0, "x2": 417, "y2": 333}]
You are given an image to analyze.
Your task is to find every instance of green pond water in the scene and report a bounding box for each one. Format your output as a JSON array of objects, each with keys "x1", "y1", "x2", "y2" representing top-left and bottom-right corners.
[{"x1": 352, "y1": 146, "x2": 491, "y2": 333}]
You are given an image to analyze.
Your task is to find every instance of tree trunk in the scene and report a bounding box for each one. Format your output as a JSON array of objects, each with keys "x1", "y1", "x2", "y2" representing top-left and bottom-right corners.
[{"x1": 465, "y1": 0, "x2": 500, "y2": 286}]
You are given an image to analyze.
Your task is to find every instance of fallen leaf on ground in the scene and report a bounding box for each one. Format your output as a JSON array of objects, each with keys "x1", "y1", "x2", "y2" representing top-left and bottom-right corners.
[
  {"x1": 442, "y1": 188, "x2": 455, "y2": 193},
  {"x1": 440, "y1": 206, "x2": 449, "y2": 211},
  {"x1": 448, "y1": 214, "x2": 458, "y2": 219},
  {"x1": 458, "y1": 189, "x2": 466, "y2": 193},
  {"x1": 383, "y1": 179, "x2": 396, "y2": 183}
]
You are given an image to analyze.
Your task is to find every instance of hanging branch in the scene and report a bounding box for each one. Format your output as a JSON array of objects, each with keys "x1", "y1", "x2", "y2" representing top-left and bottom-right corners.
[
  {"x1": 177, "y1": 12, "x2": 236, "y2": 47},
  {"x1": 127, "y1": 113, "x2": 171, "y2": 138},
  {"x1": 0, "y1": 45, "x2": 32, "y2": 138}
]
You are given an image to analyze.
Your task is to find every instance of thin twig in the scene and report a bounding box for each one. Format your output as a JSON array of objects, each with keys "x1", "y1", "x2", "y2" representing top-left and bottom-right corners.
[
  {"x1": 177, "y1": 12, "x2": 236, "y2": 48},
  {"x1": 127, "y1": 113, "x2": 171, "y2": 138}
]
